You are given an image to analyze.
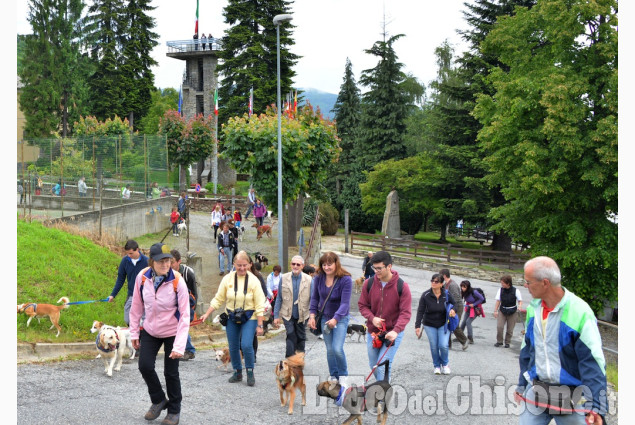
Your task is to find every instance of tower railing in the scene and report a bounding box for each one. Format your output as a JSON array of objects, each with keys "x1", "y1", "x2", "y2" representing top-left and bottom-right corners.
[{"x1": 166, "y1": 38, "x2": 222, "y2": 53}]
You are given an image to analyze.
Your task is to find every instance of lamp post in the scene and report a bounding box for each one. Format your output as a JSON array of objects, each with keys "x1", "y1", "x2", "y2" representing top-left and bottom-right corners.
[{"x1": 274, "y1": 13, "x2": 292, "y2": 272}]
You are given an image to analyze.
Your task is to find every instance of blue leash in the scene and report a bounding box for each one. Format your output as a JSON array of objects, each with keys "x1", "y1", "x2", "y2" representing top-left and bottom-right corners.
[{"x1": 65, "y1": 299, "x2": 109, "y2": 305}]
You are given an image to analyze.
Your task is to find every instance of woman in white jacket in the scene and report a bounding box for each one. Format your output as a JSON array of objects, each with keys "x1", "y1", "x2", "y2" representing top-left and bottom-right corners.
[{"x1": 211, "y1": 205, "x2": 223, "y2": 239}]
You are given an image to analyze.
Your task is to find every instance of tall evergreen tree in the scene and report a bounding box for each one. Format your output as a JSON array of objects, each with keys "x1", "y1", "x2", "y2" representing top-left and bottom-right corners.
[
  {"x1": 119, "y1": 0, "x2": 159, "y2": 130},
  {"x1": 83, "y1": 0, "x2": 127, "y2": 120},
  {"x1": 357, "y1": 34, "x2": 410, "y2": 165},
  {"x1": 19, "y1": 0, "x2": 90, "y2": 138},
  {"x1": 330, "y1": 58, "x2": 361, "y2": 204},
  {"x1": 216, "y1": 0, "x2": 299, "y2": 129}
]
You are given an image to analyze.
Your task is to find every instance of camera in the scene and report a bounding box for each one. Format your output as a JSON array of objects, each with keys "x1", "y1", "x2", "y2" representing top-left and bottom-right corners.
[{"x1": 229, "y1": 308, "x2": 246, "y2": 324}]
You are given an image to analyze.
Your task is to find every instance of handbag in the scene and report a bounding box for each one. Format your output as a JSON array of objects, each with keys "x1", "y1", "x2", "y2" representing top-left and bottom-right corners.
[
  {"x1": 310, "y1": 278, "x2": 338, "y2": 336},
  {"x1": 218, "y1": 312, "x2": 228, "y2": 326}
]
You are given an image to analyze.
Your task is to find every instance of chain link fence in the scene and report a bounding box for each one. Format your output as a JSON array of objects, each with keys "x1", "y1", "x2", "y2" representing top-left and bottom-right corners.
[{"x1": 16, "y1": 135, "x2": 189, "y2": 217}]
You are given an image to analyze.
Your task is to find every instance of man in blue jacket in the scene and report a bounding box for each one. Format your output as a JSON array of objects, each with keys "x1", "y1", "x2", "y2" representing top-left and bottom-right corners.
[
  {"x1": 107, "y1": 240, "x2": 149, "y2": 325},
  {"x1": 516, "y1": 256, "x2": 606, "y2": 425}
]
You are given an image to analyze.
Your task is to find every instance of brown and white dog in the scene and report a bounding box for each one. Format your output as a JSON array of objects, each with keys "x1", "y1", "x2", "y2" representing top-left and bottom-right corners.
[
  {"x1": 251, "y1": 223, "x2": 272, "y2": 240},
  {"x1": 214, "y1": 347, "x2": 242, "y2": 371},
  {"x1": 275, "y1": 353, "x2": 306, "y2": 415},
  {"x1": 17, "y1": 297, "x2": 70, "y2": 337},
  {"x1": 90, "y1": 320, "x2": 136, "y2": 360},
  {"x1": 95, "y1": 326, "x2": 130, "y2": 377},
  {"x1": 353, "y1": 277, "x2": 365, "y2": 294},
  {"x1": 316, "y1": 361, "x2": 393, "y2": 425}
]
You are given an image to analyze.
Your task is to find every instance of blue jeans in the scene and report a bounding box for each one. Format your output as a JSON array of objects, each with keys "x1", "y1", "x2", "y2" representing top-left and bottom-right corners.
[
  {"x1": 225, "y1": 318, "x2": 257, "y2": 370},
  {"x1": 365, "y1": 331, "x2": 404, "y2": 382},
  {"x1": 519, "y1": 385, "x2": 588, "y2": 425},
  {"x1": 321, "y1": 315, "x2": 349, "y2": 379},
  {"x1": 460, "y1": 313, "x2": 477, "y2": 339},
  {"x1": 424, "y1": 325, "x2": 450, "y2": 368},
  {"x1": 185, "y1": 334, "x2": 195, "y2": 354},
  {"x1": 219, "y1": 248, "x2": 233, "y2": 273}
]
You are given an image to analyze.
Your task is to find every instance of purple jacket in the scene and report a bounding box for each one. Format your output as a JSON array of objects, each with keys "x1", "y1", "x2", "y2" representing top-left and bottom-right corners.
[
  {"x1": 309, "y1": 274, "x2": 352, "y2": 322},
  {"x1": 253, "y1": 203, "x2": 267, "y2": 218}
]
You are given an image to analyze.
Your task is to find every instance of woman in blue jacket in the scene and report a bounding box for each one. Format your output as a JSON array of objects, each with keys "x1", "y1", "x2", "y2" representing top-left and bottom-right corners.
[{"x1": 459, "y1": 280, "x2": 484, "y2": 344}]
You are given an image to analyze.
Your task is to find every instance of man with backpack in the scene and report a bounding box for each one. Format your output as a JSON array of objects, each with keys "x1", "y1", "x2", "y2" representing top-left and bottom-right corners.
[
  {"x1": 171, "y1": 250, "x2": 198, "y2": 361},
  {"x1": 358, "y1": 251, "x2": 411, "y2": 382},
  {"x1": 107, "y1": 240, "x2": 149, "y2": 326},
  {"x1": 440, "y1": 269, "x2": 469, "y2": 351}
]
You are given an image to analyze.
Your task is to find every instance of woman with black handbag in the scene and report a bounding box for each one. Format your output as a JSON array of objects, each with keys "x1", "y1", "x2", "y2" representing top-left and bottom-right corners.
[
  {"x1": 308, "y1": 252, "x2": 353, "y2": 385},
  {"x1": 493, "y1": 275, "x2": 523, "y2": 348},
  {"x1": 200, "y1": 251, "x2": 266, "y2": 386}
]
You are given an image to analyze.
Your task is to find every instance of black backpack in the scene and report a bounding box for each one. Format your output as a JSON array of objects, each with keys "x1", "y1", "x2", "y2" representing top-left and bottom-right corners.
[
  {"x1": 366, "y1": 277, "x2": 404, "y2": 296},
  {"x1": 474, "y1": 287, "x2": 486, "y2": 304}
]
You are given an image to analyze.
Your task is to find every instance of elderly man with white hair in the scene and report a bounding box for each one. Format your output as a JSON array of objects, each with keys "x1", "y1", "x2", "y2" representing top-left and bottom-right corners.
[{"x1": 273, "y1": 255, "x2": 313, "y2": 358}]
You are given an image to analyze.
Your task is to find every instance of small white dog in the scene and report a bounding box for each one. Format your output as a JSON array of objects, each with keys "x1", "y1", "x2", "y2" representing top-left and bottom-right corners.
[
  {"x1": 177, "y1": 220, "x2": 187, "y2": 236},
  {"x1": 91, "y1": 320, "x2": 136, "y2": 362},
  {"x1": 237, "y1": 226, "x2": 245, "y2": 242}
]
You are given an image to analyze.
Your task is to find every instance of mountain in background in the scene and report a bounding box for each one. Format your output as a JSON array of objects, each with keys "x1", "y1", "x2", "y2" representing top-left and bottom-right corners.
[{"x1": 299, "y1": 88, "x2": 337, "y2": 120}]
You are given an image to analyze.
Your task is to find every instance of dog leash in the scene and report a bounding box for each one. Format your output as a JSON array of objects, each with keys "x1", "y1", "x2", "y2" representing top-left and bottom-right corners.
[
  {"x1": 517, "y1": 393, "x2": 601, "y2": 424},
  {"x1": 365, "y1": 339, "x2": 394, "y2": 383},
  {"x1": 65, "y1": 299, "x2": 109, "y2": 305}
]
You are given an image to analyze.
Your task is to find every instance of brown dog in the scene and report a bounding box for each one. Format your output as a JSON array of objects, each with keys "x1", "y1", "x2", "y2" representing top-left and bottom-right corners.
[
  {"x1": 316, "y1": 361, "x2": 393, "y2": 425},
  {"x1": 275, "y1": 353, "x2": 306, "y2": 414},
  {"x1": 17, "y1": 297, "x2": 70, "y2": 337},
  {"x1": 252, "y1": 223, "x2": 272, "y2": 240},
  {"x1": 354, "y1": 276, "x2": 365, "y2": 294}
]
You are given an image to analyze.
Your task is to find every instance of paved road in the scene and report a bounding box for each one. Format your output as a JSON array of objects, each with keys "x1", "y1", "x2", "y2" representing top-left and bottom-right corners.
[{"x1": 16, "y1": 256, "x2": 618, "y2": 424}]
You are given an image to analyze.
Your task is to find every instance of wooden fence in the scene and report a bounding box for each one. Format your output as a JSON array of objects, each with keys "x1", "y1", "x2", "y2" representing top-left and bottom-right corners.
[{"x1": 350, "y1": 232, "x2": 530, "y2": 270}]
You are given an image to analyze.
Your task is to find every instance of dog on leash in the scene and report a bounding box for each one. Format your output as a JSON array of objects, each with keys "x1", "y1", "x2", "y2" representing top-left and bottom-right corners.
[
  {"x1": 237, "y1": 226, "x2": 245, "y2": 242},
  {"x1": 177, "y1": 220, "x2": 187, "y2": 236},
  {"x1": 353, "y1": 276, "x2": 365, "y2": 294},
  {"x1": 95, "y1": 326, "x2": 131, "y2": 377},
  {"x1": 347, "y1": 324, "x2": 367, "y2": 342},
  {"x1": 275, "y1": 353, "x2": 306, "y2": 415},
  {"x1": 17, "y1": 297, "x2": 70, "y2": 337},
  {"x1": 215, "y1": 347, "x2": 243, "y2": 372},
  {"x1": 316, "y1": 361, "x2": 393, "y2": 425},
  {"x1": 251, "y1": 223, "x2": 272, "y2": 240},
  {"x1": 90, "y1": 320, "x2": 136, "y2": 360}
]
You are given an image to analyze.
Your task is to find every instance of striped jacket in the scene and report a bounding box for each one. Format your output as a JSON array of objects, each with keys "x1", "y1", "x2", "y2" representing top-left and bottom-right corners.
[{"x1": 518, "y1": 287, "x2": 607, "y2": 414}]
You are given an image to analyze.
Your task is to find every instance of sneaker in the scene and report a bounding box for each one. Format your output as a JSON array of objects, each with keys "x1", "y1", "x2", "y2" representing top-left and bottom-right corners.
[
  {"x1": 434, "y1": 367, "x2": 441, "y2": 375},
  {"x1": 144, "y1": 399, "x2": 167, "y2": 420},
  {"x1": 468, "y1": 337, "x2": 474, "y2": 344},
  {"x1": 442, "y1": 365, "x2": 451, "y2": 375},
  {"x1": 494, "y1": 342, "x2": 503, "y2": 347},
  {"x1": 504, "y1": 344, "x2": 510, "y2": 348},
  {"x1": 462, "y1": 342, "x2": 469, "y2": 351},
  {"x1": 181, "y1": 351, "x2": 195, "y2": 361},
  {"x1": 228, "y1": 370, "x2": 243, "y2": 383},
  {"x1": 219, "y1": 271, "x2": 224, "y2": 276},
  {"x1": 246, "y1": 369, "x2": 255, "y2": 386},
  {"x1": 160, "y1": 413, "x2": 180, "y2": 425}
]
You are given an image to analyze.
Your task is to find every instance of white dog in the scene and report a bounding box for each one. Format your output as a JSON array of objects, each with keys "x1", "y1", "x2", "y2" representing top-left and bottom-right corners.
[
  {"x1": 91, "y1": 320, "x2": 136, "y2": 361},
  {"x1": 177, "y1": 220, "x2": 187, "y2": 236},
  {"x1": 95, "y1": 327, "x2": 131, "y2": 376},
  {"x1": 237, "y1": 226, "x2": 245, "y2": 242}
]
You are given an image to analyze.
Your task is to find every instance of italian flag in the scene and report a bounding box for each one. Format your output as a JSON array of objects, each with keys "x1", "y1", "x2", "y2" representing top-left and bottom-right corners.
[
  {"x1": 194, "y1": 0, "x2": 199, "y2": 36},
  {"x1": 214, "y1": 88, "x2": 218, "y2": 115}
]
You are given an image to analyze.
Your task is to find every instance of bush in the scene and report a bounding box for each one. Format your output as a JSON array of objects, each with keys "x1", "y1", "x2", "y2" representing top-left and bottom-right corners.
[{"x1": 319, "y1": 202, "x2": 339, "y2": 236}]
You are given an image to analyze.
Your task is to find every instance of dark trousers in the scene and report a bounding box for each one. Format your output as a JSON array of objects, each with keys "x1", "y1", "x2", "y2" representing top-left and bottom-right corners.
[
  {"x1": 255, "y1": 216, "x2": 264, "y2": 226},
  {"x1": 283, "y1": 317, "x2": 307, "y2": 358},
  {"x1": 138, "y1": 330, "x2": 182, "y2": 414},
  {"x1": 449, "y1": 307, "x2": 468, "y2": 347}
]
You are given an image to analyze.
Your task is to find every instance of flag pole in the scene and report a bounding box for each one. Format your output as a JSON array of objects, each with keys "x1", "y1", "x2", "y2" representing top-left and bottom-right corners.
[{"x1": 213, "y1": 87, "x2": 218, "y2": 195}]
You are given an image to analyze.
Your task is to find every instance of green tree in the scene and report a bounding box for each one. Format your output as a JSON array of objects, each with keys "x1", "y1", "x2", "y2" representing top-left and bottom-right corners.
[
  {"x1": 19, "y1": 0, "x2": 91, "y2": 138},
  {"x1": 83, "y1": 0, "x2": 127, "y2": 120},
  {"x1": 160, "y1": 111, "x2": 215, "y2": 191},
  {"x1": 473, "y1": 0, "x2": 618, "y2": 313},
  {"x1": 216, "y1": 0, "x2": 299, "y2": 129},
  {"x1": 138, "y1": 88, "x2": 179, "y2": 135},
  {"x1": 119, "y1": 0, "x2": 159, "y2": 130}
]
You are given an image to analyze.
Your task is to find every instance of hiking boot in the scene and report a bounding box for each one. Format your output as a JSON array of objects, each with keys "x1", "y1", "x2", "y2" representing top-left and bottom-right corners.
[
  {"x1": 504, "y1": 344, "x2": 510, "y2": 348},
  {"x1": 462, "y1": 342, "x2": 469, "y2": 351},
  {"x1": 246, "y1": 369, "x2": 255, "y2": 386},
  {"x1": 161, "y1": 413, "x2": 180, "y2": 425},
  {"x1": 468, "y1": 337, "x2": 474, "y2": 344},
  {"x1": 144, "y1": 399, "x2": 167, "y2": 420},
  {"x1": 219, "y1": 271, "x2": 224, "y2": 276},
  {"x1": 494, "y1": 342, "x2": 503, "y2": 347},
  {"x1": 181, "y1": 351, "x2": 195, "y2": 360},
  {"x1": 228, "y1": 370, "x2": 243, "y2": 383}
]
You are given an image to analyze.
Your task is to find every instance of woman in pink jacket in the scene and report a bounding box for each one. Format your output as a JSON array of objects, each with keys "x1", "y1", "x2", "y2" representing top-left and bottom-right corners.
[{"x1": 130, "y1": 243, "x2": 190, "y2": 425}]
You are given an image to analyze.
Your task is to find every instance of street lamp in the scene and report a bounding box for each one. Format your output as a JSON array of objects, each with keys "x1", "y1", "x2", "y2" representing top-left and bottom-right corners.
[{"x1": 274, "y1": 13, "x2": 292, "y2": 272}]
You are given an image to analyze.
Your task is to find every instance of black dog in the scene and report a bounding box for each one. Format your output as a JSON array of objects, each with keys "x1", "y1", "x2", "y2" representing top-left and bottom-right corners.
[
  {"x1": 316, "y1": 361, "x2": 392, "y2": 425},
  {"x1": 254, "y1": 252, "x2": 269, "y2": 266},
  {"x1": 347, "y1": 324, "x2": 367, "y2": 342}
]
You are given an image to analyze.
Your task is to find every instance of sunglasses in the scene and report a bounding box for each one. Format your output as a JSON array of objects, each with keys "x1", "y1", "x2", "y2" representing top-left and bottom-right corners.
[{"x1": 291, "y1": 262, "x2": 302, "y2": 266}]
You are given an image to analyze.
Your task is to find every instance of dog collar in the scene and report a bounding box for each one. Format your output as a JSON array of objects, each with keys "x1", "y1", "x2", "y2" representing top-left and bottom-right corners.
[
  {"x1": 96, "y1": 330, "x2": 120, "y2": 353},
  {"x1": 335, "y1": 385, "x2": 347, "y2": 407},
  {"x1": 24, "y1": 303, "x2": 37, "y2": 313}
]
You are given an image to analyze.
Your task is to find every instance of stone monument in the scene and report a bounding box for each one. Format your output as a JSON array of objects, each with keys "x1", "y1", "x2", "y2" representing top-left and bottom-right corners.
[{"x1": 381, "y1": 189, "x2": 401, "y2": 239}]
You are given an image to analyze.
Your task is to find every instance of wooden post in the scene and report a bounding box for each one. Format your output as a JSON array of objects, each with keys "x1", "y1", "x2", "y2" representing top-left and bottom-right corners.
[
  {"x1": 479, "y1": 247, "x2": 483, "y2": 266},
  {"x1": 231, "y1": 188, "x2": 236, "y2": 214},
  {"x1": 344, "y1": 209, "x2": 349, "y2": 253},
  {"x1": 350, "y1": 231, "x2": 354, "y2": 254},
  {"x1": 447, "y1": 243, "x2": 451, "y2": 263}
]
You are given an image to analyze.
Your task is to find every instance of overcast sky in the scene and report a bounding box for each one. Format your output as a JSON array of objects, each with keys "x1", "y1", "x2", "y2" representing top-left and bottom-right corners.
[{"x1": 15, "y1": 0, "x2": 472, "y2": 94}]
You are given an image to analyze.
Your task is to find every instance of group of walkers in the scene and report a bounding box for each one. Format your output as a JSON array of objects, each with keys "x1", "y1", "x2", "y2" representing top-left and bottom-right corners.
[{"x1": 104, "y1": 222, "x2": 608, "y2": 425}]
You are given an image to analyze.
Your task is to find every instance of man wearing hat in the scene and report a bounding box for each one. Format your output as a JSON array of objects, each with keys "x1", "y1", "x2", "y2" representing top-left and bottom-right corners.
[
  {"x1": 107, "y1": 240, "x2": 149, "y2": 326},
  {"x1": 130, "y1": 243, "x2": 190, "y2": 425}
]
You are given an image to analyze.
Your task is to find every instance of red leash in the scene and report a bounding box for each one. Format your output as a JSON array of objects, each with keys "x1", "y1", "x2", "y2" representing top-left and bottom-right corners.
[
  {"x1": 517, "y1": 393, "x2": 602, "y2": 424},
  {"x1": 365, "y1": 339, "x2": 394, "y2": 383}
]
